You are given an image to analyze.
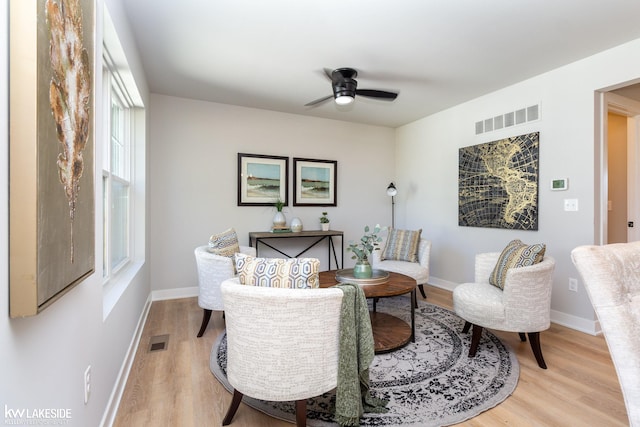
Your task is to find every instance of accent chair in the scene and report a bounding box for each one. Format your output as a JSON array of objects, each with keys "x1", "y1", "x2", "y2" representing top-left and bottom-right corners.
[
  {"x1": 219, "y1": 278, "x2": 344, "y2": 427},
  {"x1": 571, "y1": 241, "x2": 640, "y2": 427},
  {"x1": 453, "y1": 251, "x2": 555, "y2": 369},
  {"x1": 193, "y1": 245, "x2": 256, "y2": 337},
  {"x1": 371, "y1": 238, "x2": 431, "y2": 301}
]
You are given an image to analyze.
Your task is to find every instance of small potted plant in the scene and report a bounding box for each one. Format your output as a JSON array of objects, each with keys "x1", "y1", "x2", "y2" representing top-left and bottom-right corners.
[
  {"x1": 347, "y1": 224, "x2": 383, "y2": 278},
  {"x1": 273, "y1": 198, "x2": 286, "y2": 228},
  {"x1": 320, "y1": 212, "x2": 330, "y2": 231}
]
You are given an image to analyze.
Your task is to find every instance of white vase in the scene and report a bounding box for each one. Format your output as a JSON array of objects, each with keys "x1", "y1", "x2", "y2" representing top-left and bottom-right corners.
[
  {"x1": 291, "y1": 217, "x2": 303, "y2": 232},
  {"x1": 321, "y1": 223, "x2": 330, "y2": 231},
  {"x1": 273, "y1": 211, "x2": 286, "y2": 227}
]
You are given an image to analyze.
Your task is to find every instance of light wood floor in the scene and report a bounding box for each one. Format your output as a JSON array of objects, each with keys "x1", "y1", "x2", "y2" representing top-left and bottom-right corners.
[{"x1": 113, "y1": 285, "x2": 628, "y2": 427}]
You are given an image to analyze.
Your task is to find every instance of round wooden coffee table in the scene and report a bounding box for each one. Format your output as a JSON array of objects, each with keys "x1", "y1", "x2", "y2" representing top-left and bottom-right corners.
[{"x1": 319, "y1": 270, "x2": 416, "y2": 354}]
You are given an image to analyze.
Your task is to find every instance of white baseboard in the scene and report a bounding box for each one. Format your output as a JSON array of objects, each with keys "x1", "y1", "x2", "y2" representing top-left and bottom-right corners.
[
  {"x1": 550, "y1": 309, "x2": 600, "y2": 336},
  {"x1": 427, "y1": 277, "x2": 458, "y2": 292},
  {"x1": 100, "y1": 293, "x2": 153, "y2": 427},
  {"x1": 151, "y1": 286, "x2": 198, "y2": 301},
  {"x1": 427, "y1": 276, "x2": 600, "y2": 336}
]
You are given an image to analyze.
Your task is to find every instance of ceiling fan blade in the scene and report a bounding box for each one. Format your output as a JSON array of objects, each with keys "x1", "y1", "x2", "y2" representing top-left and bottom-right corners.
[
  {"x1": 304, "y1": 94, "x2": 333, "y2": 107},
  {"x1": 355, "y1": 89, "x2": 398, "y2": 100}
]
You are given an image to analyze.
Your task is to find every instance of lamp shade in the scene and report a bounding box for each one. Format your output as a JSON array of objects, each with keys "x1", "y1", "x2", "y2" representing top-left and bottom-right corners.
[{"x1": 386, "y1": 182, "x2": 397, "y2": 197}]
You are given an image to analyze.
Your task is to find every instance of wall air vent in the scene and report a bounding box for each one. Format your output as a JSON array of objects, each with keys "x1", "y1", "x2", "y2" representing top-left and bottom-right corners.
[{"x1": 475, "y1": 104, "x2": 540, "y2": 135}]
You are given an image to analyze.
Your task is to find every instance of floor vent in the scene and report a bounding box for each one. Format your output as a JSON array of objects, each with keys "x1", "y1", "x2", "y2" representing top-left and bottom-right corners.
[
  {"x1": 148, "y1": 334, "x2": 169, "y2": 352},
  {"x1": 475, "y1": 104, "x2": 540, "y2": 135}
]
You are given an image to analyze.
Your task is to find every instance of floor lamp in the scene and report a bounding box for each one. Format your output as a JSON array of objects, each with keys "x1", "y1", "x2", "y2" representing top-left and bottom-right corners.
[{"x1": 387, "y1": 182, "x2": 397, "y2": 229}]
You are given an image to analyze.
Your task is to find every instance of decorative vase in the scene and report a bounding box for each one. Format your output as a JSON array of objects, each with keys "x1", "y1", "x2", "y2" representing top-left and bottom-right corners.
[
  {"x1": 273, "y1": 211, "x2": 286, "y2": 228},
  {"x1": 321, "y1": 222, "x2": 330, "y2": 231},
  {"x1": 353, "y1": 259, "x2": 373, "y2": 279},
  {"x1": 290, "y1": 217, "x2": 303, "y2": 232}
]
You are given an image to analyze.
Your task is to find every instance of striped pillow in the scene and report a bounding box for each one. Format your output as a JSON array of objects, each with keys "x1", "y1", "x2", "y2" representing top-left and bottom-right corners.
[
  {"x1": 381, "y1": 229, "x2": 422, "y2": 262},
  {"x1": 235, "y1": 253, "x2": 320, "y2": 289},
  {"x1": 489, "y1": 239, "x2": 546, "y2": 289},
  {"x1": 208, "y1": 228, "x2": 240, "y2": 258}
]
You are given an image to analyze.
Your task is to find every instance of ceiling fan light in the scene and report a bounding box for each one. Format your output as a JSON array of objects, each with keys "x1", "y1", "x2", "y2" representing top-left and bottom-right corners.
[{"x1": 335, "y1": 95, "x2": 354, "y2": 106}]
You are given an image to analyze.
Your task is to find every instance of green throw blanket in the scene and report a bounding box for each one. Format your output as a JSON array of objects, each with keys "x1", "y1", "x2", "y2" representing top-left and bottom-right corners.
[{"x1": 334, "y1": 283, "x2": 389, "y2": 426}]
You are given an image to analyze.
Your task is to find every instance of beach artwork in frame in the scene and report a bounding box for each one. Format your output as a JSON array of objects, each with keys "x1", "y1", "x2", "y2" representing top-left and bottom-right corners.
[
  {"x1": 237, "y1": 153, "x2": 289, "y2": 206},
  {"x1": 9, "y1": 0, "x2": 95, "y2": 317},
  {"x1": 293, "y1": 158, "x2": 337, "y2": 206}
]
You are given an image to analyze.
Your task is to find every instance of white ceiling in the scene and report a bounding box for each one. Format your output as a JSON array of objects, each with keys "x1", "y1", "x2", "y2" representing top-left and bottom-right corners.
[{"x1": 121, "y1": 0, "x2": 640, "y2": 128}]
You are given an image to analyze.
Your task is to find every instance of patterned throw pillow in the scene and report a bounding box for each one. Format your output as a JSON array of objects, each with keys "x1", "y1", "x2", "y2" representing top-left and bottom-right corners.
[
  {"x1": 208, "y1": 228, "x2": 240, "y2": 257},
  {"x1": 489, "y1": 239, "x2": 546, "y2": 289},
  {"x1": 381, "y1": 229, "x2": 422, "y2": 262},
  {"x1": 235, "y1": 253, "x2": 320, "y2": 289}
]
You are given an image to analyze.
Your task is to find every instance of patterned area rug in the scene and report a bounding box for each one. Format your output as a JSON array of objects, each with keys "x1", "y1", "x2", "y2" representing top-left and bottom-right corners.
[{"x1": 210, "y1": 298, "x2": 519, "y2": 427}]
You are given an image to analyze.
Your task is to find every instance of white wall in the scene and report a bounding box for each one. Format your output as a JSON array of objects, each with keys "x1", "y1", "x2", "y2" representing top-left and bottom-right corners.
[
  {"x1": 395, "y1": 37, "x2": 640, "y2": 331},
  {"x1": 0, "y1": 1, "x2": 150, "y2": 426},
  {"x1": 149, "y1": 95, "x2": 396, "y2": 293}
]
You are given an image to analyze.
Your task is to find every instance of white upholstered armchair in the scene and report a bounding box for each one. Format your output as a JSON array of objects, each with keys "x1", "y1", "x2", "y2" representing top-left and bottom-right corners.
[
  {"x1": 571, "y1": 241, "x2": 640, "y2": 427},
  {"x1": 193, "y1": 245, "x2": 256, "y2": 337},
  {"x1": 371, "y1": 238, "x2": 431, "y2": 300},
  {"x1": 453, "y1": 252, "x2": 555, "y2": 369},
  {"x1": 219, "y1": 278, "x2": 344, "y2": 427}
]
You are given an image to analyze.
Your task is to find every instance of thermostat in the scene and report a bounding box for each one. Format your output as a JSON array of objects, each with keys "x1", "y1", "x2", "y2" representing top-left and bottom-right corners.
[{"x1": 551, "y1": 178, "x2": 568, "y2": 191}]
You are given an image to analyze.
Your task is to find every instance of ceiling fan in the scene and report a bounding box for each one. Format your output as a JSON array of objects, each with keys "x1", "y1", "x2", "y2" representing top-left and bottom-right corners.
[{"x1": 304, "y1": 67, "x2": 398, "y2": 107}]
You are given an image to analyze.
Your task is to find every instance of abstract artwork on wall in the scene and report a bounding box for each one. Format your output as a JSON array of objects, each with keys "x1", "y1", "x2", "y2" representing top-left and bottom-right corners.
[
  {"x1": 458, "y1": 132, "x2": 539, "y2": 230},
  {"x1": 9, "y1": 0, "x2": 95, "y2": 317}
]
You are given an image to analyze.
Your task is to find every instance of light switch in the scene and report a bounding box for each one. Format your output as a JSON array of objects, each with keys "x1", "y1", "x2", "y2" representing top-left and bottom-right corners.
[{"x1": 564, "y1": 199, "x2": 579, "y2": 211}]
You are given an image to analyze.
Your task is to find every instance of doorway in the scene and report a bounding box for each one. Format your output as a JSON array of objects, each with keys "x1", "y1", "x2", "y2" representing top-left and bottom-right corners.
[{"x1": 597, "y1": 90, "x2": 640, "y2": 244}]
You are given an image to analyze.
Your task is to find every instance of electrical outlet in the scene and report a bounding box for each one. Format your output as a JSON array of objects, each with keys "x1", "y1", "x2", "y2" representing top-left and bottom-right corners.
[
  {"x1": 569, "y1": 278, "x2": 578, "y2": 292},
  {"x1": 564, "y1": 199, "x2": 579, "y2": 211},
  {"x1": 84, "y1": 365, "x2": 91, "y2": 404}
]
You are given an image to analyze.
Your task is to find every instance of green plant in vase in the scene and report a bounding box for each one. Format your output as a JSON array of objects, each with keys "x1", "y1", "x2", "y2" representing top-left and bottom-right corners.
[
  {"x1": 272, "y1": 198, "x2": 286, "y2": 228},
  {"x1": 347, "y1": 224, "x2": 383, "y2": 279},
  {"x1": 319, "y1": 211, "x2": 330, "y2": 231}
]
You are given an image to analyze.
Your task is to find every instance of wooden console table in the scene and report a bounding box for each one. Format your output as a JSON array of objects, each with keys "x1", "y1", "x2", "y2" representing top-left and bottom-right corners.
[{"x1": 248, "y1": 230, "x2": 344, "y2": 271}]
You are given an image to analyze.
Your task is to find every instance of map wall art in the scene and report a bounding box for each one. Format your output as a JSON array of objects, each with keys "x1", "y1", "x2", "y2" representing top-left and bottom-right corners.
[
  {"x1": 458, "y1": 132, "x2": 539, "y2": 230},
  {"x1": 9, "y1": 0, "x2": 95, "y2": 317}
]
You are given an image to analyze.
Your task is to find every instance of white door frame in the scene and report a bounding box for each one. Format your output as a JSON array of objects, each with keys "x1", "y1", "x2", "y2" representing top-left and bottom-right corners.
[
  {"x1": 596, "y1": 91, "x2": 640, "y2": 244},
  {"x1": 627, "y1": 113, "x2": 640, "y2": 242}
]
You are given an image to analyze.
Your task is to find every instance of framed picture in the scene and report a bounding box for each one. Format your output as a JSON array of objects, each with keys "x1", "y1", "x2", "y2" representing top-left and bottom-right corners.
[
  {"x1": 458, "y1": 132, "x2": 539, "y2": 230},
  {"x1": 9, "y1": 0, "x2": 95, "y2": 317},
  {"x1": 293, "y1": 158, "x2": 337, "y2": 206},
  {"x1": 238, "y1": 153, "x2": 289, "y2": 206}
]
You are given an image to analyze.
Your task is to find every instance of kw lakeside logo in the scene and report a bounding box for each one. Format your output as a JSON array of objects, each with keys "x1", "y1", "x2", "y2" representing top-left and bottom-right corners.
[{"x1": 4, "y1": 405, "x2": 72, "y2": 425}]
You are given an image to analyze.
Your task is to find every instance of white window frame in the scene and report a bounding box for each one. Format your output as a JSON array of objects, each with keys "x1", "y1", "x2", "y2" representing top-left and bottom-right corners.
[
  {"x1": 102, "y1": 64, "x2": 133, "y2": 279},
  {"x1": 100, "y1": 21, "x2": 145, "y2": 320}
]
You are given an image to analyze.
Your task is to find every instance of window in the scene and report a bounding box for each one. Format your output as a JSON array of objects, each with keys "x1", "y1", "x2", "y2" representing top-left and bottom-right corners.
[
  {"x1": 101, "y1": 7, "x2": 146, "y2": 319},
  {"x1": 103, "y1": 68, "x2": 132, "y2": 278}
]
